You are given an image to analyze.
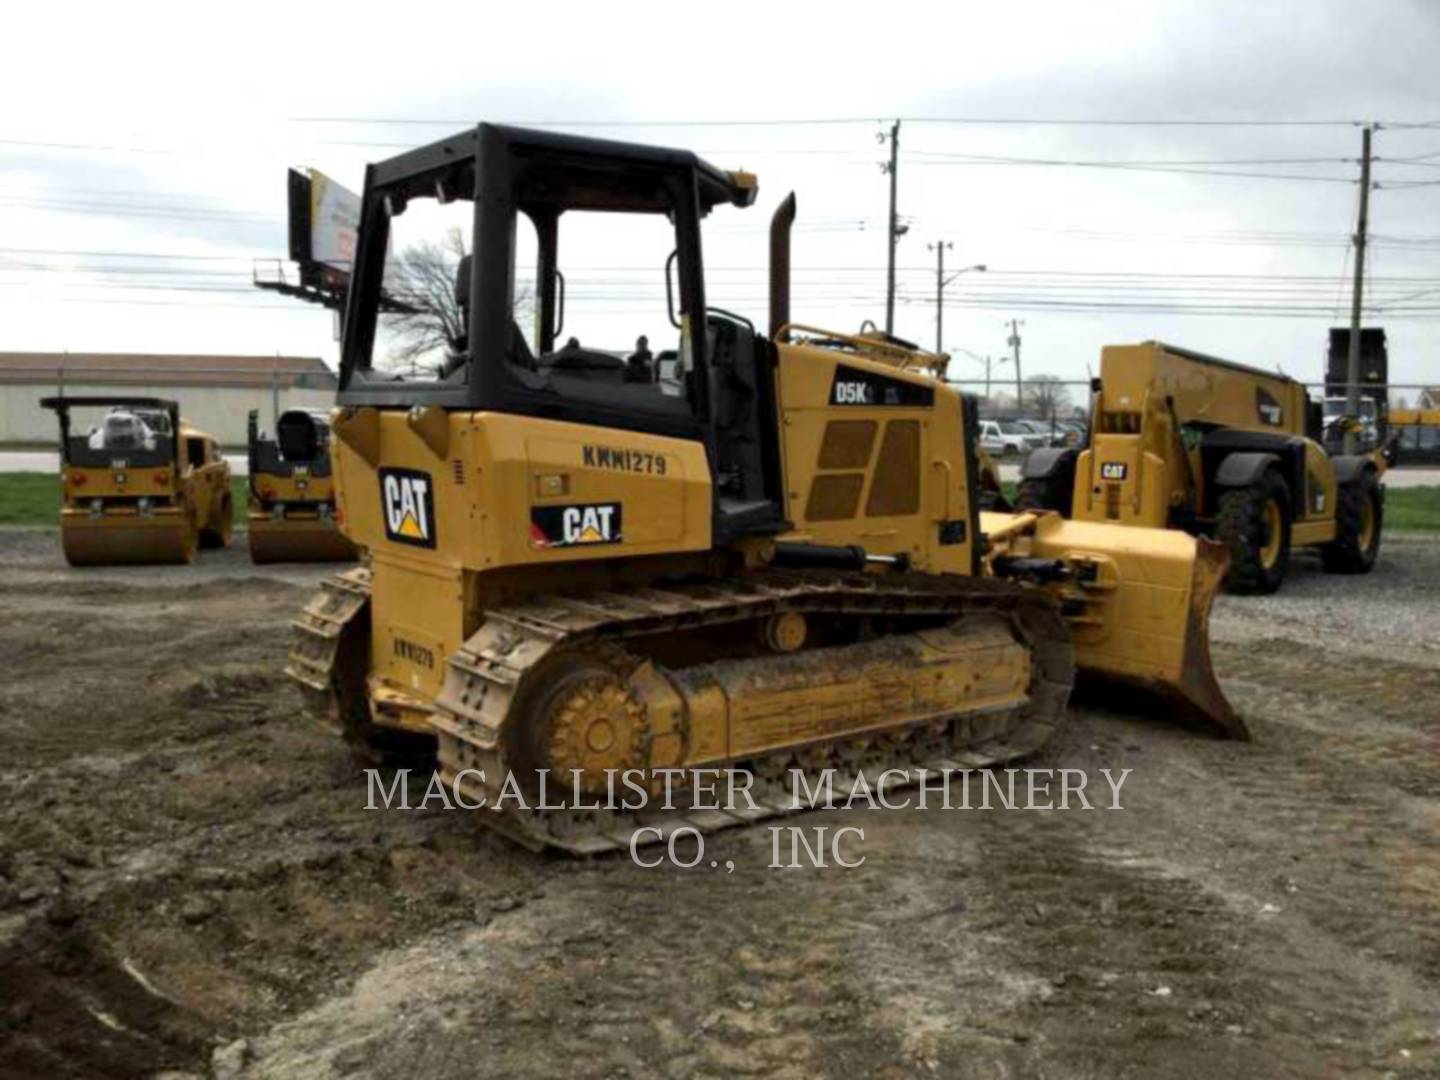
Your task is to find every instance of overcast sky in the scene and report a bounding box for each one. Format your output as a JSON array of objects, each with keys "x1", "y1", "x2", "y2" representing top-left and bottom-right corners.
[{"x1": 4, "y1": 0, "x2": 1439, "y2": 398}]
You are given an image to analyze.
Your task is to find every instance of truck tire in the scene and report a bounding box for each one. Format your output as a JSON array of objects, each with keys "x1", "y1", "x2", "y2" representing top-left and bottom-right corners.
[
  {"x1": 1321, "y1": 469, "x2": 1382, "y2": 574},
  {"x1": 1216, "y1": 469, "x2": 1291, "y2": 595},
  {"x1": 1014, "y1": 475, "x2": 1073, "y2": 518}
]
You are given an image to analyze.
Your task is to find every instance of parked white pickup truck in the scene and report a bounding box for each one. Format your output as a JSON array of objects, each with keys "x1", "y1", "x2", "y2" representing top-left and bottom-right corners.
[{"x1": 979, "y1": 419, "x2": 1046, "y2": 458}]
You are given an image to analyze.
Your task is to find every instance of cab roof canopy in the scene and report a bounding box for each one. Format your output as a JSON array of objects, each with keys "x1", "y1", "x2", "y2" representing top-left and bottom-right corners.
[{"x1": 370, "y1": 123, "x2": 757, "y2": 215}]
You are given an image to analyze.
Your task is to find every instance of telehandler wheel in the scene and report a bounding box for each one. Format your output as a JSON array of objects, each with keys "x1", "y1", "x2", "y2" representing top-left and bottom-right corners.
[
  {"x1": 199, "y1": 492, "x2": 234, "y2": 549},
  {"x1": 1014, "y1": 476, "x2": 1072, "y2": 517},
  {"x1": 1216, "y1": 469, "x2": 1291, "y2": 595},
  {"x1": 1321, "y1": 469, "x2": 1382, "y2": 574}
]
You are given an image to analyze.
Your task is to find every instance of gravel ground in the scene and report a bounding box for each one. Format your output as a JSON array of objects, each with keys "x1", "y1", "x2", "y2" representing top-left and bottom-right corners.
[
  {"x1": 0, "y1": 527, "x2": 1437, "y2": 1078},
  {"x1": 1210, "y1": 531, "x2": 1440, "y2": 668}
]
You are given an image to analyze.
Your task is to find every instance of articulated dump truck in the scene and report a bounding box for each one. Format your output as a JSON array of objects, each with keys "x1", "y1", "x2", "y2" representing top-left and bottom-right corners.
[
  {"x1": 1016, "y1": 342, "x2": 1386, "y2": 594},
  {"x1": 287, "y1": 124, "x2": 1242, "y2": 854},
  {"x1": 42, "y1": 396, "x2": 232, "y2": 565},
  {"x1": 247, "y1": 409, "x2": 358, "y2": 563}
]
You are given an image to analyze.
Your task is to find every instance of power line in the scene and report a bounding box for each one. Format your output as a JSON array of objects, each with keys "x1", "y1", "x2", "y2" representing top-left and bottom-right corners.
[
  {"x1": 904, "y1": 152, "x2": 1359, "y2": 184},
  {"x1": 909, "y1": 151, "x2": 1358, "y2": 166},
  {"x1": 285, "y1": 115, "x2": 1396, "y2": 129},
  {"x1": 0, "y1": 248, "x2": 258, "y2": 260}
]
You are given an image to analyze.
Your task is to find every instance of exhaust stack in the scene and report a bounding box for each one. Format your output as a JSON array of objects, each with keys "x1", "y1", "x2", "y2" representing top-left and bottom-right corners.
[{"x1": 769, "y1": 192, "x2": 796, "y2": 340}]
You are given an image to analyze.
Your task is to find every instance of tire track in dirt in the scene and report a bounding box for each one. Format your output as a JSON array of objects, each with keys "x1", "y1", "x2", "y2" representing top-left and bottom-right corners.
[{"x1": 4, "y1": 530, "x2": 1440, "y2": 1077}]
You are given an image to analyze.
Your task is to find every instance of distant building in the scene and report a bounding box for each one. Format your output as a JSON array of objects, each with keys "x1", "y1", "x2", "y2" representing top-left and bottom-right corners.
[
  {"x1": 1419, "y1": 387, "x2": 1440, "y2": 410},
  {"x1": 0, "y1": 353, "x2": 337, "y2": 447}
]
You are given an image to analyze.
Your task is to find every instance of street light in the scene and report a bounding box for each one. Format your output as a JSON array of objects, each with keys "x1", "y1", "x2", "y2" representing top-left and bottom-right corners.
[
  {"x1": 927, "y1": 240, "x2": 987, "y2": 353},
  {"x1": 944, "y1": 263, "x2": 987, "y2": 288}
]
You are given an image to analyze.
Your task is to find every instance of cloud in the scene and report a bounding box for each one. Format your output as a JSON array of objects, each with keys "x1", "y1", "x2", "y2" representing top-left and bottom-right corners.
[{"x1": 1, "y1": 0, "x2": 1437, "y2": 386}]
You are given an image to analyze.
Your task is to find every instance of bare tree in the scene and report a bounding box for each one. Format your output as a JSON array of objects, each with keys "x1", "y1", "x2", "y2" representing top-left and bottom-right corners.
[
  {"x1": 1023, "y1": 375, "x2": 1073, "y2": 419},
  {"x1": 379, "y1": 229, "x2": 532, "y2": 375},
  {"x1": 379, "y1": 231, "x2": 468, "y2": 375}
]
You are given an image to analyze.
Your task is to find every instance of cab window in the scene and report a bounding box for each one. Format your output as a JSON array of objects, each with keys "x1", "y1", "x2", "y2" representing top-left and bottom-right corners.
[
  {"x1": 506, "y1": 206, "x2": 693, "y2": 421},
  {"x1": 373, "y1": 196, "x2": 474, "y2": 381}
]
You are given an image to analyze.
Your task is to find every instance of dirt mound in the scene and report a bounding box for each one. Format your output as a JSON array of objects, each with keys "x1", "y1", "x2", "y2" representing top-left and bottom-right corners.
[{"x1": 0, "y1": 915, "x2": 212, "y2": 1077}]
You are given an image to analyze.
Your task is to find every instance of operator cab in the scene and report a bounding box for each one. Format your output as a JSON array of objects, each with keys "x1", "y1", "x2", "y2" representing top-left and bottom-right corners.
[{"x1": 338, "y1": 123, "x2": 785, "y2": 539}]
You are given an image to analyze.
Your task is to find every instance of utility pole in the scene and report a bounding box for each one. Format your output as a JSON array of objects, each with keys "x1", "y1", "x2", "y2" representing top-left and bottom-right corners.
[
  {"x1": 929, "y1": 241, "x2": 951, "y2": 353},
  {"x1": 1344, "y1": 125, "x2": 1373, "y2": 454},
  {"x1": 1007, "y1": 319, "x2": 1024, "y2": 415},
  {"x1": 928, "y1": 246, "x2": 986, "y2": 355},
  {"x1": 882, "y1": 120, "x2": 901, "y2": 335},
  {"x1": 955, "y1": 348, "x2": 997, "y2": 398}
]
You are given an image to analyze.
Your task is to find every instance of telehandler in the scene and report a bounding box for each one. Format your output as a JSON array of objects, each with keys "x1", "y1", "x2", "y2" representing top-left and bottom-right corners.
[
  {"x1": 247, "y1": 409, "x2": 358, "y2": 563},
  {"x1": 41, "y1": 396, "x2": 232, "y2": 565},
  {"x1": 288, "y1": 125, "x2": 1241, "y2": 854},
  {"x1": 1016, "y1": 342, "x2": 1385, "y2": 593}
]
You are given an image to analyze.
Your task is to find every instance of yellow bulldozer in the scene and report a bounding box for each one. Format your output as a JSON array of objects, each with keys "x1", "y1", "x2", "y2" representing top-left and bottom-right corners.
[
  {"x1": 247, "y1": 409, "x2": 358, "y2": 563},
  {"x1": 1015, "y1": 342, "x2": 1387, "y2": 594},
  {"x1": 287, "y1": 125, "x2": 1241, "y2": 854},
  {"x1": 41, "y1": 396, "x2": 233, "y2": 565}
]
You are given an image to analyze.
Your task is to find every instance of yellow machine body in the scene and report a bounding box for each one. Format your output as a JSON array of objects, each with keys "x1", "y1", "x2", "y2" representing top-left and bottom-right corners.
[
  {"x1": 981, "y1": 511, "x2": 1232, "y2": 728},
  {"x1": 1075, "y1": 342, "x2": 1327, "y2": 529},
  {"x1": 286, "y1": 125, "x2": 1242, "y2": 854},
  {"x1": 46, "y1": 396, "x2": 233, "y2": 566},
  {"x1": 247, "y1": 411, "x2": 358, "y2": 564},
  {"x1": 1026, "y1": 342, "x2": 1386, "y2": 592},
  {"x1": 313, "y1": 333, "x2": 1236, "y2": 742},
  {"x1": 1390, "y1": 408, "x2": 1440, "y2": 465}
]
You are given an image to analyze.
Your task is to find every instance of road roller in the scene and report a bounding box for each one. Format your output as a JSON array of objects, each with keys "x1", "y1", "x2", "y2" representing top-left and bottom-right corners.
[
  {"x1": 247, "y1": 409, "x2": 358, "y2": 563},
  {"x1": 41, "y1": 396, "x2": 232, "y2": 566}
]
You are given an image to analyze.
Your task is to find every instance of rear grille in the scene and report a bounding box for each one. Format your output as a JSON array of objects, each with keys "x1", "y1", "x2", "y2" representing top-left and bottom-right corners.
[
  {"x1": 865, "y1": 420, "x2": 920, "y2": 517},
  {"x1": 1105, "y1": 483, "x2": 1121, "y2": 519},
  {"x1": 818, "y1": 420, "x2": 877, "y2": 469},
  {"x1": 452, "y1": 459, "x2": 465, "y2": 485},
  {"x1": 805, "y1": 474, "x2": 864, "y2": 521}
]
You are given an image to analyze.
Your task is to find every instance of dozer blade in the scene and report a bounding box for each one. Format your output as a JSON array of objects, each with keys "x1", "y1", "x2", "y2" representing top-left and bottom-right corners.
[
  {"x1": 984, "y1": 512, "x2": 1245, "y2": 739},
  {"x1": 60, "y1": 511, "x2": 195, "y2": 566},
  {"x1": 248, "y1": 515, "x2": 358, "y2": 564}
]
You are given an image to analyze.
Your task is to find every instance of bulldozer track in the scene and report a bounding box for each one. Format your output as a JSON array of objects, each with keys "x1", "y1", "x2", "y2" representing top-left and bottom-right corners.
[
  {"x1": 290, "y1": 568, "x2": 1074, "y2": 855},
  {"x1": 440, "y1": 571, "x2": 1073, "y2": 854},
  {"x1": 286, "y1": 566, "x2": 373, "y2": 732}
]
